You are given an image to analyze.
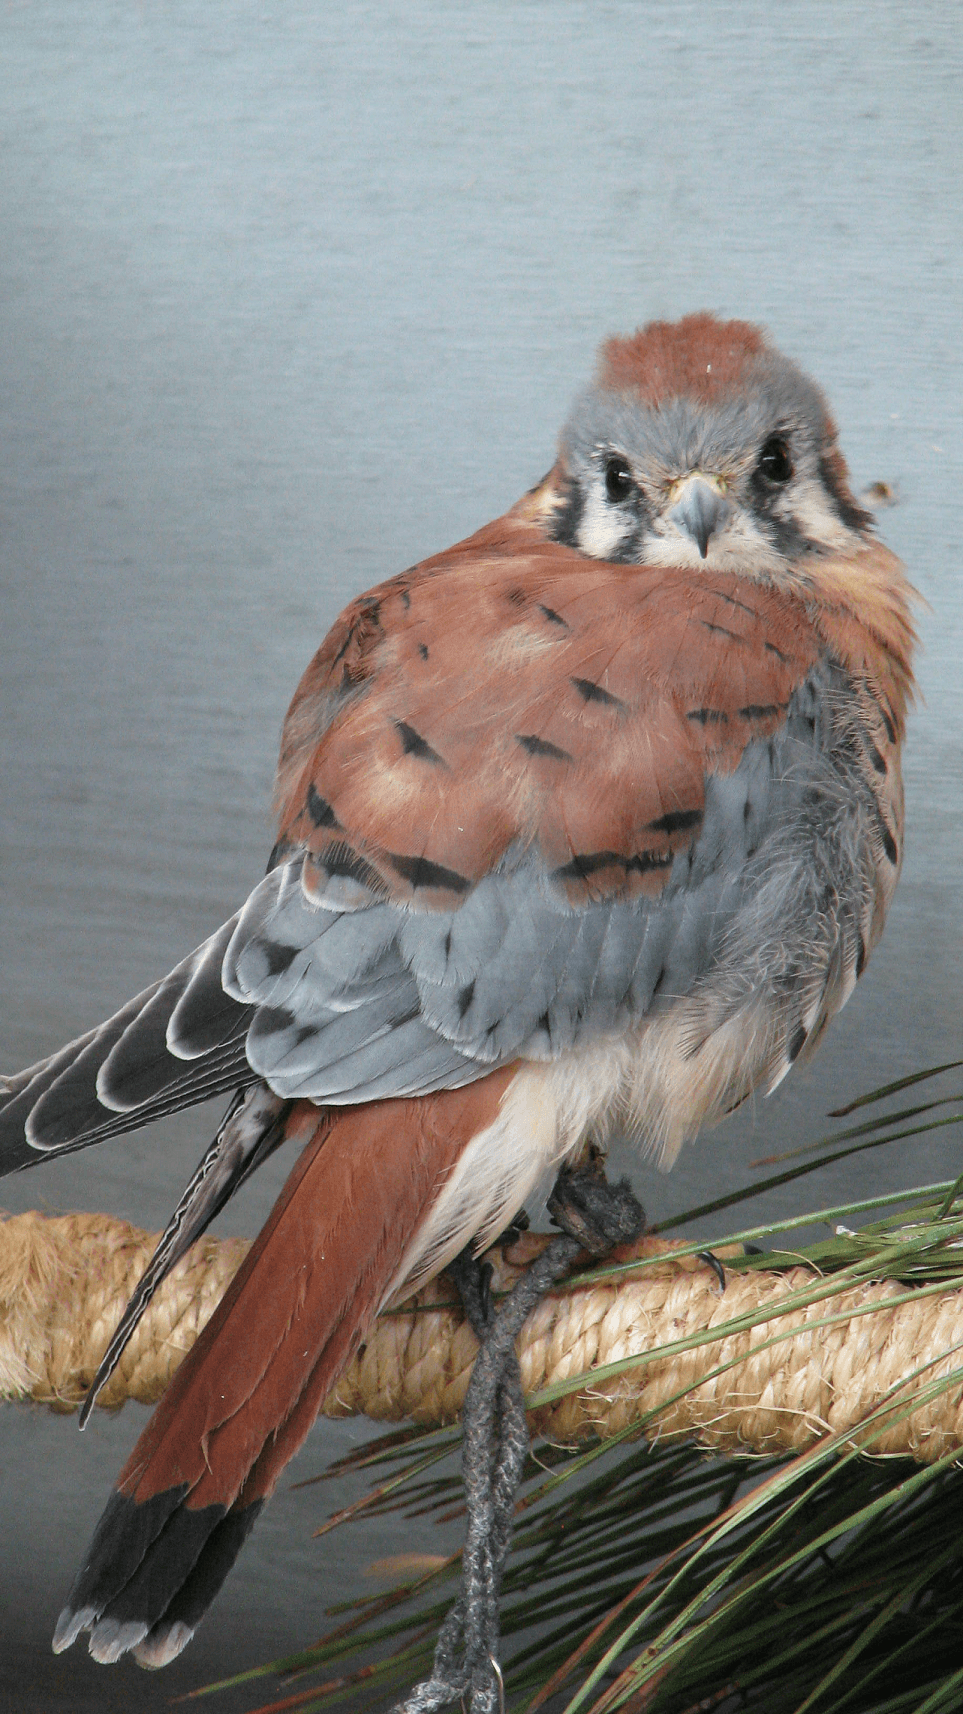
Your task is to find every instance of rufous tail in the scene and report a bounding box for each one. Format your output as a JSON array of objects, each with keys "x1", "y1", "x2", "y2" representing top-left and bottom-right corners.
[{"x1": 53, "y1": 1074, "x2": 512, "y2": 1668}]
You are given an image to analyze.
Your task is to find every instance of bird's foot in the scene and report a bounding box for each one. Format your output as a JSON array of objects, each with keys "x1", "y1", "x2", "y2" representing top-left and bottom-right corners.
[
  {"x1": 394, "y1": 1164, "x2": 645, "y2": 1712},
  {"x1": 547, "y1": 1156, "x2": 646, "y2": 1256}
]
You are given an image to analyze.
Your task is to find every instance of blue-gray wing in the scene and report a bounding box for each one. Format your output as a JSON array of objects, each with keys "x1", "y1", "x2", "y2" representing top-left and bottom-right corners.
[{"x1": 224, "y1": 664, "x2": 891, "y2": 1106}]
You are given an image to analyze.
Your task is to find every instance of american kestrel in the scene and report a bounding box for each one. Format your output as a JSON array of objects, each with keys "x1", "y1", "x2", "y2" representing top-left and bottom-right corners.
[{"x1": 0, "y1": 315, "x2": 914, "y2": 1678}]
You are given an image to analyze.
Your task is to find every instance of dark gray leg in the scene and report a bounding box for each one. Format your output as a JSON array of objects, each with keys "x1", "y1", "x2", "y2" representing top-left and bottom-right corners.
[{"x1": 393, "y1": 1161, "x2": 645, "y2": 1713}]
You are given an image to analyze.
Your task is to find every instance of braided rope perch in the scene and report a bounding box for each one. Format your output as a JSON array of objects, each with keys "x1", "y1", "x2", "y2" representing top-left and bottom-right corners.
[{"x1": 2, "y1": 1210, "x2": 962, "y2": 1462}]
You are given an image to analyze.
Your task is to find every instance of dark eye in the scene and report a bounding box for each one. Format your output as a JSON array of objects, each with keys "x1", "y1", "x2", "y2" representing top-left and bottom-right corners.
[
  {"x1": 605, "y1": 456, "x2": 634, "y2": 502},
  {"x1": 757, "y1": 435, "x2": 793, "y2": 483}
]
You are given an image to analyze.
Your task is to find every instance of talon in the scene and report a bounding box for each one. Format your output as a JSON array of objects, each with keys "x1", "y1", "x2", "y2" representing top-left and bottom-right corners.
[{"x1": 698, "y1": 1248, "x2": 727, "y2": 1291}]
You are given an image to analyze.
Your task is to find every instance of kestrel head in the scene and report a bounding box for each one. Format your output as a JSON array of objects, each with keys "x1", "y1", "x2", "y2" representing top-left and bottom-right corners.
[{"x1": 547, "y1": 313, "x2": 873, "y2": 578}]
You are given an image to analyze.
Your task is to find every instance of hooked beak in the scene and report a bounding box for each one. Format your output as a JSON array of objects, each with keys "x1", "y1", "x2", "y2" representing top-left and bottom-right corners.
[{"x1": 667, "y1": 475, "x2": 731, "y2": 559}]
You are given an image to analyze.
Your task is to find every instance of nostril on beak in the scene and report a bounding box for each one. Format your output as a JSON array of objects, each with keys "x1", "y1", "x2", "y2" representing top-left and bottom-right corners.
[{"x1": 668, "y1": 478, "x2": 731, "y2": 558}]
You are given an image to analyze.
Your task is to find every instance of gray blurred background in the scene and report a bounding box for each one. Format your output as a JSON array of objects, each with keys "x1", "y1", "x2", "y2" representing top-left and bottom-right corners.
[{"x1": 1, "y1": 3, "x2": 961, "y2": 1709}]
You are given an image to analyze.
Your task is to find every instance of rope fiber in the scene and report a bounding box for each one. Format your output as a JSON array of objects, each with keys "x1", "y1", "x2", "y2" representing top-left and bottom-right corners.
[{"x1": 2, "y1": 1209, "x2": 962, "y2": 1463}]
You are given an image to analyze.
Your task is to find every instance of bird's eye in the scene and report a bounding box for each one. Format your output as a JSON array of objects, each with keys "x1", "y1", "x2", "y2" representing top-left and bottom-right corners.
[
  {"x1": 604, "y1": 457, "x2": 634, "y2": 502},
  {"x1": 757, "y1": 436, "x2": 793, "y2": 483}
]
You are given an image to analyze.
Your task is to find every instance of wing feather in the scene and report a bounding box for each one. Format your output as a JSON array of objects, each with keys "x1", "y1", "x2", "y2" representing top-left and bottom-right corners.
[{"x1": 6, "y1": 518, "x2": 902, "y2": 1160}]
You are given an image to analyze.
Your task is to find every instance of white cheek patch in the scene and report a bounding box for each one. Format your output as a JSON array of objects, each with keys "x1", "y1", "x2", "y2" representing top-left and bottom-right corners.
[
  {"x1": 576, "y1": 485, "x2": 635, "y2": 559},
  {"x1": 778, "y1": 475, "x2": 858, "y2": 552}
]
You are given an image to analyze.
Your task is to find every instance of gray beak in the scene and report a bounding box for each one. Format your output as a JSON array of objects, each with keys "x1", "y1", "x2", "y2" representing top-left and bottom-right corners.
[{"x1": 668, "y1": 477, "x2": 731, "y2": 558}]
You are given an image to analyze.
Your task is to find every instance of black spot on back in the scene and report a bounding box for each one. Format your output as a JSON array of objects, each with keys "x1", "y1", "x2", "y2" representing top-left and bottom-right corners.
[
  {"x1": 395, "y1": 720, "x2": 446, "y2": 765},
  {"x1": 701, "y1": 620, "x2": 742, "y2": 643},
  {"x1": 507, "y1": 587, "x2": 527, "y2": 608},
  {"x1": 538, "y1": 603, "x2": 569, "y2": 628},
  {"x1": 555, "y1": 851, "x2": 622, "y2": 881},
  {"x1": 554, "y1": 848, "x2": 673, "y2": 883},
  {"x1": 516, "y1": 733, "x2": 574, "y2": 762},
  {"x1": 387, "y1": 852, "x2": 471, "y2": 893},
  {"x1": 739, "y1": 703, "x2": 787, "y2": 721},
  {"x1": 687, "y1": 708, "x2": 728, "y2": 726},
  {"x1": 716, "y1": 590, "x2": 762, "y2": 620},
  {"x1": 457, "y1": 980, "x2": 475, "y2": 1019},
  {"x1": 306, "y1": 783, "x2": 339, "y2": 829},
  {"x1": 647, "y1": 808, "x2": 702, "y2": 836},
  {"x1": 571, "y1": 677, "x2": 625, "y2": 710},
  {"x1": 418, "y1": 642, "x2": 429, "y2": 661}
]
